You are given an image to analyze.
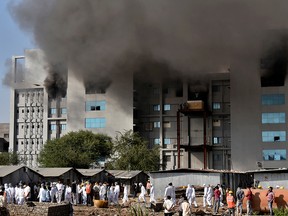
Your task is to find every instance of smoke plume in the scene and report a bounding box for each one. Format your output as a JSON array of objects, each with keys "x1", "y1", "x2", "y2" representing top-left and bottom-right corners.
[{"x1": 7, "y1": 0, "x2": 288, "y2": 89}]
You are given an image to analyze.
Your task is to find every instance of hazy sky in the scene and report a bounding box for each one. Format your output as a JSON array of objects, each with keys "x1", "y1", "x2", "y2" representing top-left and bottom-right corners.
[{"x1": 0, "y1": 1, "x2": 34, "y2": 123}]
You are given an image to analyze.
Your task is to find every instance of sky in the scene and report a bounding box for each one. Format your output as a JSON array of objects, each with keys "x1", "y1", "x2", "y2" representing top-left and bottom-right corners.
[{"x1": 0, "y1": 1, "x2": 35, "y2": 123}]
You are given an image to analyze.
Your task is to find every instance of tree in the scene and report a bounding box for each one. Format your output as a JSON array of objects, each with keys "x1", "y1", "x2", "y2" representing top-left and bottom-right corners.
[
  {"x1": 39, "y1": 130, "x2": 113, "y2": 168},
  {"x1": 107, "y1": 130, "x2": 160, "y2": 171},
  {"x1": 0, "y1": 152, "x2": 19, "y2": 165}
]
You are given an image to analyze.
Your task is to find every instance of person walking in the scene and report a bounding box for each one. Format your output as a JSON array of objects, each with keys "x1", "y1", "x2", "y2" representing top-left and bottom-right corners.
[
  {"x1": 149, "y1": 183, "x2": 156, "y2": 203},
  {"x1": 186, "y1": 184, "x2": 192, "y2": 206},
  {"x1": 181, "y1": 196, "x2": 191, "y2": 216},
  {"x1": 213, "y1": 186, "x2": 221, "y2": 214},
  {"x1": 50, "y1": 182, "x2": 58, "y2": 203},
  {"x1": 165, "y1": 183, "x2": 176, "y2": 203},
  {"x1": 226, "y1": 190, "x2": 236, "y2": 216},
  {"x1": 122, "y1": 184, "x2": 129, "y2": 204},
  {"x1": 245, "y1": 186, "x2": 253, "y2": 215},
  {"x1": 37, "y1": 183, "x2": 46, "y2": 202},
  {"x1": 236, "y1": 186, "x2": 245, "y2": 216},
  {"x1": 138, "y1": 183, "x2": 147, "y2": 203},
  {"x1": 266, "y1": 186, "x2": 275, "y2": 216},
  {"x1": 85, "y1": 181, "x2": 92, "y2": 206},
  {"x1": 207, "y1": 184, "x2": 213, "y2": 208},
  {"x1": 114, "y1": 182, "x2": 120, "y2": 204},
  {"x1": 163, "y1": 195, "x2": 175, "y2": 216},
  {"x1": 203, "y1": 184, "x2": 208, "y2": 208}
]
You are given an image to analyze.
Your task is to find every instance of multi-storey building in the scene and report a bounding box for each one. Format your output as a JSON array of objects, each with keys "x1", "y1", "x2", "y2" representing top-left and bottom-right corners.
[
  {"x1": 0, "y1": 123, "x2": 9, "y2": 152},
  {"x1": 10, "y1": 47, "x2": 288, "y2": 171},
  {"x1": 9, "y1": 49, "x2": 133, "y2": 167}
]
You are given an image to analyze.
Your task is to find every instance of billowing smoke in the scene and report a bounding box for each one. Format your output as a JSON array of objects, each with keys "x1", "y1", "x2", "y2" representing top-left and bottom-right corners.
[
  {"x1": 7, "y1": 0, "x2": 288, "y2": 90},
  {"x1": 43, "y1": 64, "x2": 67, "y2": 99}
]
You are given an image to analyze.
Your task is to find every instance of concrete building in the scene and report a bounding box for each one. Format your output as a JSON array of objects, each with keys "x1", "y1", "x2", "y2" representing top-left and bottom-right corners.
[
  {"x1": 0, "y1": 123, "x2": 9, "y2": 152},
  {"x1": 9, "y1": 46, "x2": 288, "y2": 172},
  {"x1": 9, "y1": 49, "x2": 133, "y2": 167}
]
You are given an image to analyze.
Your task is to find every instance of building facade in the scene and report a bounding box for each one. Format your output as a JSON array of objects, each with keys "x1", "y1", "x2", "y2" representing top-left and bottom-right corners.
[
  {"x1": 10, "y1": 48, "x2": 288, "y2": 171},
  {"x1": 9, "y1": 50, "x2": 133, "y2": 167}
]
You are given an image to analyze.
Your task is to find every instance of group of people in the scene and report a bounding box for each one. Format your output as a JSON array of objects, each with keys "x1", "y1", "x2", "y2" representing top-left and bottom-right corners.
[
  {"x1": 161, "y1": 182, "x2": 276, "y2": 216},
  {"x1": 0, "y1": 178, "x2": 278, "y2": 216}
]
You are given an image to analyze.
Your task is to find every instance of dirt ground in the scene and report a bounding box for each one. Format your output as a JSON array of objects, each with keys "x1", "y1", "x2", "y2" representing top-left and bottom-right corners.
[{"x1": 72, "y1": 196, "x2": 228, "y2": 216}]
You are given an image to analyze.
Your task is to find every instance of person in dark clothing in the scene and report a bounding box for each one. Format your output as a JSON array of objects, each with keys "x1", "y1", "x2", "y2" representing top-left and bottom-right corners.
[{"x1": 71, "y1": 180, "x2": 77, "y2": 205}]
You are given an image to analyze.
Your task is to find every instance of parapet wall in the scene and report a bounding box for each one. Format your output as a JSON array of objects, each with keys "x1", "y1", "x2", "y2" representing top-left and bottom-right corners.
[{"x1": 6, "y1": 202, "x2": 70, "y2": 216}]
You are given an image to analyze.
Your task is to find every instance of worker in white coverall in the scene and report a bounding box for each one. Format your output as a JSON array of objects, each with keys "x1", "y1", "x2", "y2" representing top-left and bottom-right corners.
[
  {"x1": 122, "y1": 184, "x2": 129, "y2": 204},
  {"x1": 114, "y1": 182, "x2": 120, "y2": 204},
  {"x1": 203, "y1": 184, "x2": 208, "y2": 207},
  {"x1": 207, "y1": 184, "x2": 213, "y2": 207},
  {"x1": 164, "y1": 182, "x2": 176, "y2": 203},
  {"x1": 138, "y1": 183, "x2": 147, "y2": 203},
  {"x1": 149, "y1": 183, "x2": 156, "y2": 203}
]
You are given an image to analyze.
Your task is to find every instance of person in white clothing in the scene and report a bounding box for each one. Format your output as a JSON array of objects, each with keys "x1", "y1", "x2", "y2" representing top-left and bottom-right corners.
[
  {"x1": 79, "y1": 183, "x2": 87, "y2": 205},
  {"x1": 56, "y1": 181, "x2": 64, "y2": 203},
  {"x1": 203, "y1": 184, "x2": 208, "y2": 207},
  {"x1": 138, "y1": 183, "x2": 146, "y2": 203},
  {"x1": 50, "y1": 182, "x2": 58, "y2": 203},
  {"x1": 186, "y1": 184, "x2": 192, "y2": 206},
  {"x1": 99, "y1": 183, "x2": 107, "y2": 200},
  {"x1": 108, "y1": 184, "x2": 115, "y2": 204},
  {"x1": 4, "y1": 183, "x2": 11, "y2": 204},
  {"x1": 24, "y1": 184, "x2": 31, "y2": 201},
  {"x1": 190, "y1": 185, "x2": 198, "y2": 207},
  {"x1": 206, "y1": 184, "x2": 213, "y2": 207},
  {"x1": 38, "y1": 184, "x2": 46, "y2": 202},
  {"x1": 164, "y1": 183, "x2": 176, "y2": 203},
  {"x1": 163, "y1": 196, "x2": 174, "y2": 215},
  {"x1": 65, "y1": 184, "x2": 72, "y2": 203},
  {"x1": 122, "y1": 184, "x2": 129, "y2": 204},
  {"x1": 8, "y1": 183, "x2": 15, "y2": 204},
  {"x1": 16, "y1": 183, "x2": 25, "y2": 205},
  {"x1": 149, "y1": 183, "x2": 156, "y2": 203},
  {"x1": 114, "y1": 182, "x2": 120, "y2": 204}
]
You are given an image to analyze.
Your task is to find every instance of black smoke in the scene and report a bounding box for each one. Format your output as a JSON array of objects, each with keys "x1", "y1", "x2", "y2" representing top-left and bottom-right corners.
[
  {"x1": 7, "y1": 0, "x2": 288, "y2": 88},
  {"x1": 43, "y1": 64, "x2": 67, "y2": 99}
]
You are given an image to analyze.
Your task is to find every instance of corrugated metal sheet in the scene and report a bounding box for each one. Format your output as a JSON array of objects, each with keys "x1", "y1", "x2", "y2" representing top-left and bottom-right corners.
[
  {"x1": 76, "y1": 169, "x2": 104, "y2": 177},
  {"x1": 150, "y1": 171, "x2": 221, "y2": 199},
  {"x1": 107, "y1": 170, "x2": 143, "y2": 179},
  {"x1": 33, "y1": 167, "x2": 74, "y2": 177},
  {"x1": 0, "y1": 166, "x2": 25, "y2": 177}
]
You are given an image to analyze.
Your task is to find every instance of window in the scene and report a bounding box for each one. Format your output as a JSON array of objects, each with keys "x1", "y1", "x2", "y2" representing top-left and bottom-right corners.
[
  {"x1": 154, "y1": 138, "x2": 160, "y2": 145},
  {"x1": 153, "y1": 121, "x2": 160, "y2": 128},
  {"x1": 262, "y1": 112, "x2": 285, "y2": 124},
  {"x1": 212, "y1": 85, "x2": 221, "y2": 92},
  {"x1": 164, "y1": 138, "x2": 171, "y2": 144},
  {"x1": 263, "y1": 149, "x2": 286, "y2": 161},
  {"x1": 213, "y1": 102, "x2": 221, "y2": 110},
  {"x1": 144, "y1": 123, "x2": 153, "y2": 131},
  {"x1": 61, "y1": 124, "x2": 66, "y2": 130},
  {"x1": 164, "y1": 104, "x2": 171, "y2": 111},
  {"x1": 163, "y1": 155, "x2": 171, "y2": 162},
  {"x1": 163, "y1": 122, "x2": 171, "y2": 128},
  {"x1": 86, "y1": 101, "x2": 106, "y2": 111},
  {"x1": 213, "y1": 137, "x2": 222, "y2": 144},
  {"x1": 153, "y1": 105, "x2": 160, "y2": 111},
  {"x1": 50, "y1": 108, "x2": 57, "y2": 115},
  {"x1": 213, "y1": 119, "x2": 221, "y2": 127},
  {"x1": 50, "y1": 124, "x2": 57, "y2": 131},
  {"x1": 61, "y1": 108, "x2": 67, "y2": 114},
  {"x1": 85, "y1": 118, "x2": 106, "y2": 128},
  {"x1": 262, "y1": 94, "x2": 285, "y2": 105},
  {"x1": 262, "y1": 131, "x2": 286, "y2": 142}
]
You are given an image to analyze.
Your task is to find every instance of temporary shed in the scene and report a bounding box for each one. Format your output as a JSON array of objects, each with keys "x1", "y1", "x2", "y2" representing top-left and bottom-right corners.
[
  {"x1": 76, "y1": 169, "x2": 110, "y2": 183},
  {"x1": 107, "y1": 170, "x2": 149, "y2": 195},
  {"x1": 247, "y1": 168, "x2": 288, "y2": 189},
  {"x1": 0, "y1": 165, "x2": 42, "y2": 186},
  {"x1": 33, "y1": 167, "x2": 82, "y2": 184},
  {"x1": 149, "y1": 168, "x2": 252, "y2": 199}
]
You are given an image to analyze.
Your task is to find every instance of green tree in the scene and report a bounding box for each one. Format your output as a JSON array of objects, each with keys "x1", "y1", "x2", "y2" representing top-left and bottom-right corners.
[
  {"x1": 39, "y1": 130, "x2": 113, "y2": 168},
  {"x1": 0, "y1": 152, "x2": 19, "y2": 165},
  {"x1": 107, "y1": 130, "x2": 160, "y2": 171}
]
